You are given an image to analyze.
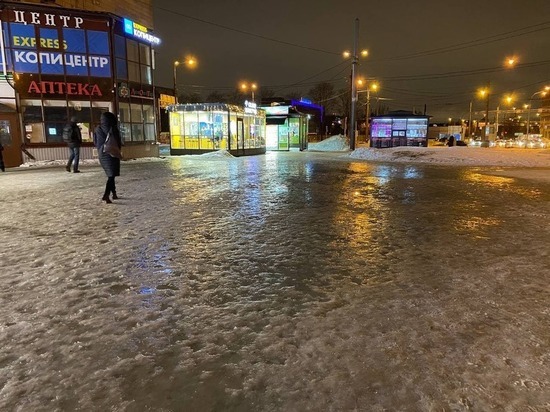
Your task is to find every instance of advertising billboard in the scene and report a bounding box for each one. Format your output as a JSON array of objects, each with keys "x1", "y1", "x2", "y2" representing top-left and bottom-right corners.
[{"x1": 1, "y1": 8, "x2": 111, "y2": 78}]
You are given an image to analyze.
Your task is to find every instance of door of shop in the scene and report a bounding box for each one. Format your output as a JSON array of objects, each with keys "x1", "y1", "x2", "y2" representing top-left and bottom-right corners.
[
  {"x1": 236, "y1": 118, "x2": 244, "y2": 155},
  {"x1": 0, "y1": 113, "x2": 22, "y2": 168}
]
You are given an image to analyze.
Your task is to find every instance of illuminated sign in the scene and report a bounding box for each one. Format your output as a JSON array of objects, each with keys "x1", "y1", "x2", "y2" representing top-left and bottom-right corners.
[
  {"x1": 244, "y1": 100, "x2": 257, "y2": 114},
  {"x1": 264, "y1": 106, "x2": 289, "y2": 115},
  {"x1": 123, "y1": 18, "x2": 161, "y2": 45},
  {"x1": 2, "y1": 9, "x2": 111, "y2": 77}
]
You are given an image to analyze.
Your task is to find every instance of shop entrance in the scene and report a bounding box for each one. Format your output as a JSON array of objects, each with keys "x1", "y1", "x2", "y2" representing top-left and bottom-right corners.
[
  {"x1": 0, "y1": 112, "x2": 22, "y2": 168},
  {"x1": 236, "y1": 118, "x2": 244, "y2": 154}
]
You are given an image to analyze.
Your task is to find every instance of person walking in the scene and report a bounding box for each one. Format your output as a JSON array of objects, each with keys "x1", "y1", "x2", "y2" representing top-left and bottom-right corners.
[
  {"x1": 63, "y1": 116, "x2": 82, "y2": 173},
  {"x1": 93, "y1": 112, "x2": 122, "y2": 204},
  {"x1": 0, "y1": 142, "x2": 5, "y2": 172}
]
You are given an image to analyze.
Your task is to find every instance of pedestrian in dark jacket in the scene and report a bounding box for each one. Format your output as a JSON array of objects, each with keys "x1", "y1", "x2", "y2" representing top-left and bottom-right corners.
[
  {"x1": 63, "y1": 116, "x2": 82, "y2": 173},
  {"x1": 0, "y1": 142, "x2": 5, "y2": 172},
  {"x1": 93, "y1": 111, "x2": 122, "y2": 203}
]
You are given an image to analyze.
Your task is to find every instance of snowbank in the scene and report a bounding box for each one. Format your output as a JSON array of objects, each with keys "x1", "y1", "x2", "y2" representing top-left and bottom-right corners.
[
  {"x1": 307, "y1": 135, "x2": 349, "y2": 152},
  {"x1": 349, "y1": 146, "x2": 550, "y2": 168}
]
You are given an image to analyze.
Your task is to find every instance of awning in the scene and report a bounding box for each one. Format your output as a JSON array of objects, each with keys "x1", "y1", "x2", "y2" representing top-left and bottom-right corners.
[{"x1": 266, "y1": 116, "x2": 287, "y2": 125}]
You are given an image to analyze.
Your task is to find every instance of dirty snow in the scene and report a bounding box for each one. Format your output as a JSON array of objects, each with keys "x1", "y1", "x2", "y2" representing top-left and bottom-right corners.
[{"x1": 1, "y1": 151, "x2": 550, "y2": 410}]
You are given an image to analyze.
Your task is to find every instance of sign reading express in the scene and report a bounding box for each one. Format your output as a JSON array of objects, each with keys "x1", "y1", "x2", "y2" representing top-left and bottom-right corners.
[
  {"x1": 6, "y1": 9, "x2": 111, "y2": 77},
  {"x1": 123, "y1": 18, "x2": 160, "y2": 46}
]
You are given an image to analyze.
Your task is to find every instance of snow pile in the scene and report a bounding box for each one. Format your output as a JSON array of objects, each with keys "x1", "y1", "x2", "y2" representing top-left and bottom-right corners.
[
  {"x1": 349, "y1": 146, "x2": 550, "y2": 167},
  {"x1": 20, "y1": 156, "x2": 167, "y2": 168},
  {"x1": 308, "y1": 135, "x2": 349, "y2": 152},
  {"x1": 199, "y1": 149, "x2": 235, "y2": 158}
]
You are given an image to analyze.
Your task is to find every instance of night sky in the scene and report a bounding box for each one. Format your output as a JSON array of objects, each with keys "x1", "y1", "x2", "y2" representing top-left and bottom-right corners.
[{"x1": 152, "y1": 0, "x2": 550, "y2": 122}]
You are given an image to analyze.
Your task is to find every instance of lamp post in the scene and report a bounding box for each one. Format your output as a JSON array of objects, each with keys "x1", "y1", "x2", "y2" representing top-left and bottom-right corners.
[
  {"x1": 526, "y1": 86, "x2": 550, "y2": 137},
  {"x1": 240, "y1": 82, "x2": 258, "y2": 102},
  {"x1": 357, "y1": 80, "x2": 379, "y2": 142},
  {"x1": 344, "y1": 18, "x2": 368, "y2": 150},
  {"x1": 173, "y1": 56, "x2": 197, "y2": 104}
]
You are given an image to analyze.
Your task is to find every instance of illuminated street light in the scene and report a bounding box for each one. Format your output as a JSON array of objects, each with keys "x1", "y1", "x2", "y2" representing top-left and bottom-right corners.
[
  {"x1": 505, "y1": 56, "x2": 518, "y2": 68},
  {"x1": 173, "y1": 55, "x2": 198, "y2": 104},
  {"x1": 346, "y1": 18, "x2": 369, "y2": 150},
  {"x1": 239, "y1": 81, "x2": 258, "y2": 101},
  {"x1": 356, "y1": 78, "x2": 379, "y2": 141},
  {"x1": 526, "y1": 86, "x2": 550, "y2": 136}
]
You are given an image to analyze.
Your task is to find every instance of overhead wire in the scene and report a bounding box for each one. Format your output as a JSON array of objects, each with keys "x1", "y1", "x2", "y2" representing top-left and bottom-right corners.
[{"x1": 155, "y1": 6, "x2": 341, "y2": 56}]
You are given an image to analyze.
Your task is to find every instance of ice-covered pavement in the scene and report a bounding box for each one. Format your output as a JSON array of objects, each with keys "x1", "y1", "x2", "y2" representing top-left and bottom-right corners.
[{"x1": 1, "y1": 151, "x2": 550, "y2": 411}]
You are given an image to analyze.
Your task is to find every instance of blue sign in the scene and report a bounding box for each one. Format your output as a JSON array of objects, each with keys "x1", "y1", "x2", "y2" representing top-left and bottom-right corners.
[{"x1": 6, "y1": 16, "x2": 111, "y2": 77}]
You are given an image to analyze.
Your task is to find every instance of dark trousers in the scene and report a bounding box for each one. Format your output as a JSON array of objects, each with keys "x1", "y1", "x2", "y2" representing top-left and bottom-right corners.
[
  {"x1": 67, "y1": 146, "x2": 80, "y2": 171},
  {"x1": 0, "y1": 150, "x2": 4, "y2": 172},
  {"x1": 103, "y1": 176, "x2": 116, "y2": 197}
]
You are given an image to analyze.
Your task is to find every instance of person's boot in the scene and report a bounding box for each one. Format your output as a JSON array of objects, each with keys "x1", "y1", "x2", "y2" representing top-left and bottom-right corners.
[
  {"x1": 112, "y1": 191, "x2": 119, "y2": 200},
  {"x1": 102, "y1": 195, "x2": 112, "y2": 204},
  {"x1": 65, "y1": 164, "x2": 71, "y2": 172}
]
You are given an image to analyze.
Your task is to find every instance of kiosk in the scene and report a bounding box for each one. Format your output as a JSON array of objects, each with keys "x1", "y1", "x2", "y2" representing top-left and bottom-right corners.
[
  {"x1": 370, "y1": 111, "x2": 429, "y2": 148},
  {"x1": 262, "y1": 104, "x2": 308, "y2": 151},
  {"x1": 168, "y1": 102, "x2": 266, "y2": 156}
]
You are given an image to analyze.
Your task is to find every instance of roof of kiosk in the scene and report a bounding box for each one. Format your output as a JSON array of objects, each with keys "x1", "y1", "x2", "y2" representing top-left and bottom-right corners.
[{"x1": 167, "y1": 103, "x2": 265, "y2": 115}]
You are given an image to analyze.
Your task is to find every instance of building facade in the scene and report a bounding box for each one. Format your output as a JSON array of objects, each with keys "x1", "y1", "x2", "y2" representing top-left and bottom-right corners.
[{"x1": 0, "y1": 1, "x2": 160, "y2": 167}]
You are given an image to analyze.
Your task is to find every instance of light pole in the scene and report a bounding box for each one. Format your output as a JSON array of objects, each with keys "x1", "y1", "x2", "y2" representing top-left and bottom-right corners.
[
  {"x1": 173, "y1": 56, "x2": 197, "y2": 104},
  {"x1": 344, "y1": 18, "x2": 368, "y2": 150},
  {"x1": 240, "y1": 82, "x2": 258, "y2": 102},
  {"x1": 357, "y1": 80, "x2": 379, "y2": 143},
  {"x1": 526, "y1": 86, "x2": 550, "y2": 137}
]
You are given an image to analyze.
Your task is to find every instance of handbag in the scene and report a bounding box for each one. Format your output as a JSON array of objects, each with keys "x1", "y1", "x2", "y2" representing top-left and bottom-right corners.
[{"x1": 103, "y1": 128, "x2": 122, "y2": 158}]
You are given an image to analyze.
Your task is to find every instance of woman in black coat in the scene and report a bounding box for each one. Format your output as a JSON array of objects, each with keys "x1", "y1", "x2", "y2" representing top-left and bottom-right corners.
[{"x1": 93, "y1": 111, "x2": 122, "y2": 203}]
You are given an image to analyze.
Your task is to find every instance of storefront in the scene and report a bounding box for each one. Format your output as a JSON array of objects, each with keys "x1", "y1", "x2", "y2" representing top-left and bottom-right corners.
[
  {"x1": 261, "y1": 104, "x2": 308, "y2": 151},
  {"x1": 168, "y1": 102, "x2": 266, "y2": 156},
  {"x1": 370, "y1": 111, "x2": 429, "y2": 148},
  {"x1": 0, "y1": 2, "x2": 162, "y2": 167}
]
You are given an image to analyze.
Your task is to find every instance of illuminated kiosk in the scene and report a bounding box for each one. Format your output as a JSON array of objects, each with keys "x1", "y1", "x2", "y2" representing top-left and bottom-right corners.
[
  {"x1": 370, "y1": 111, "x2": 430, "y2": 148},
  {"x1": 260, "y1": 104, "x2": 309, "y2": 151},
  {"x1": 168, "y1": 102, "x2": 266, "y2": 156}
]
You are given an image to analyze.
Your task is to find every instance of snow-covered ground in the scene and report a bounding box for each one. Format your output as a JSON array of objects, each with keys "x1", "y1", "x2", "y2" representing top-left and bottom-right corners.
[
  {"x1": 310, "y1": 134, "x2": 550, "y2": 168},
  {"x1": 1, "y1": 151, "x2": 550, "y2": 410}
]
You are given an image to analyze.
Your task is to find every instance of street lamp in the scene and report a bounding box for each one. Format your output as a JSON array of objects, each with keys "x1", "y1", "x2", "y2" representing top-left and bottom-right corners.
[
  {"x1": 357, "y1": 79, "x2": 379, "y2": 142},
  {"x1": 173, "y1": 56, "x2": 197, "y2": 104},
  {"x1": 526, "y1": 86, "x2": 550, "y2": 137},
  {"x1": 477, "y1": 86, "x2": 490, "y2": 140},
  {"x1": 240, "y1": 82, "x2": 258, "y2": 101},
  {"x1": 344, "y1": 18, "x2": 369, "y2": 150}
]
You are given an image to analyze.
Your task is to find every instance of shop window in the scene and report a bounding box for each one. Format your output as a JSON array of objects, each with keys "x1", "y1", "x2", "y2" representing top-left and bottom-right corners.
[
  {"x1": 114, "y1": 35, "x2": 126, "y2": 59},
  {"x1": 26, "y1": 123, "x2": 45, "y2": 144},
  {"x1": 116, "y1": 58, "x2": 128, "y2": 80},
  {"x1": 119, "y1": 122, "x2": 131, "y2": 143},
  {"x1": 23, "y1": 105, "x2": 43, "y2": 123},
  {"x1": 128, "y1": 61, "x2": 140, "y2": 83},
  {"x1": 64, "y1": 28, "x2": 86, "y2": 53},
  {"x1": 44, "y1": 106, "x2": 67, "y2": 123},
  {"x1": 143, "y1": 105, "x2": 155, "y2": 123},
  {"x1": 69, "y1": 102, "x2": 92, "y2": 142},
  {"x1": 119, "y1": 102, "x2": 131, "y2": 123},
  {"x1": 131, "y1": 123, "x2": 144, "y2": 141},
  {"x1": 140, "y1": 65, "x2": 152, "y2": 85},
  {"x1": 130, "y1": 103, "x2": 143, "y2": 123},
  {"x1": 144, "y1": 123, "x2": 156, "y2": 141},
  {"x1": 87, "y1": 31, "x2": 110, "y2": 55},
  {"x1": 139, "y1": 43, "x2": 151, "y2": 66},
  {"x1": 64, "y1": 53, "x2": 88, "y2": 76},
  {"x1": 126, "y1": 39, "x2": 139, "y2": 62}
]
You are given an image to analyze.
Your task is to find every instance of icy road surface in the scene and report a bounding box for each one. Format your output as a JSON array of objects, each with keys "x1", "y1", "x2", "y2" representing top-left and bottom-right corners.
[{"x1": 1, "y1": 152, "x2": 549, "y2": 411}]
